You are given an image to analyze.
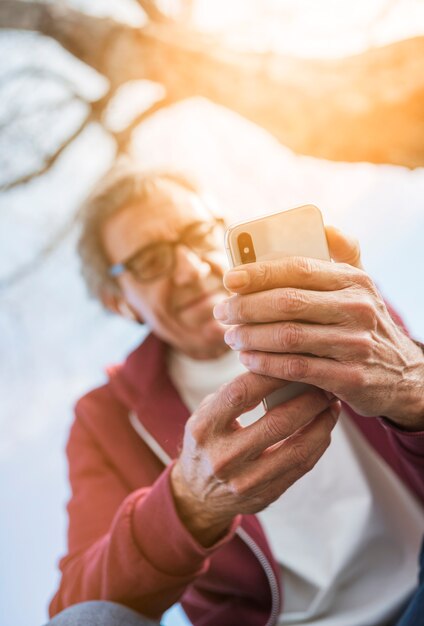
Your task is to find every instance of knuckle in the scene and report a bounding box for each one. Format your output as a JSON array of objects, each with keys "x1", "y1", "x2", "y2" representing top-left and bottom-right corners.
[
  {"x1": 357, "y1": 298, "x2": 377, "y2": 328},
  {"x1": 284, "y1": 288, "x2": 307, "y2": 314},
  {"x1": 229, "y1": 478, "x2": 242, "y2": 497},
  {"x1": 275, "y1": 322, "x2": 303, "y2": 351},
  {"x1": 187, "y1": 415, "x2": 207, "y2": 446},
  {"x1": 210, "y1": 452, "x2": 232, "y2": 480},
  {"x1": 346, "y1": 366, "x2": 367, "y2": 390},
  {"x1": 285, "y1": 356, "x2": 309, "y2": 380},
  {"x1": 230, "y1": 476, "x2": 251, "y2": 498},
  {"x1": 355, "y1": 272, "x2": 381, "y2": 301},
  {"x1": 223, "y1": 378, "x2": 249, "y2": 409},
  {"x1": 346, "y1": 294, "x2": 377, "y2": 329},
  {"x1": 355, "y1": 269, "x2": 374, "y2": 291},
  {"x1": 354, "y1": 333, "x2": 374, "y2": 359},
  {"x1": 271, "y1": 288, "x2": 305, "y2": 316},
  {"x1": 290, "y1": 441, "x2": 310, "y2": 467},
  {"x1": 262, "y1": 410, "x2": 289, "y2": 442},
  {"x1": 290, "y1": 256, "x2": 314, "y2": 280},
  {"x1": 269, "y1": 290, "x2": 283, "y2": 315}
]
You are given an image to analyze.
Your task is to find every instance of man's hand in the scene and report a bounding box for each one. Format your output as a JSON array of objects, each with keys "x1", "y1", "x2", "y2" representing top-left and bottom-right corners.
[
  {"x1": 171, "y1": 372, "x2": 340, "y2": 547},
  {"x1": 214, "y1": 226, "x2": 424, "y2": 431}
]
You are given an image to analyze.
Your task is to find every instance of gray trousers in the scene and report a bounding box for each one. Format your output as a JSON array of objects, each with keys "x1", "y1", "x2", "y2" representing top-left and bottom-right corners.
[{"x1": 44, "y1": 601, "x2": 161, "y2": 626}]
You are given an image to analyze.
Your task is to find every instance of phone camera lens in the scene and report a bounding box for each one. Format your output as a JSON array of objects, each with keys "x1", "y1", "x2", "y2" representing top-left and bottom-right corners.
[{"x1": 238, "y1": 232, "x2": 256, "y2": 263}]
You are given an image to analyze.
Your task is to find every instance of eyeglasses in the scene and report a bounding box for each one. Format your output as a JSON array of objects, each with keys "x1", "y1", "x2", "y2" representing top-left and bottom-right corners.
[{"x1": 108, "y1": 218, "x2": 225, "y2": 283}]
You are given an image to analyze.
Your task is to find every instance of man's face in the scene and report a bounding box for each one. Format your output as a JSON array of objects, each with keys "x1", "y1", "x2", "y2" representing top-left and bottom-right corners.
[{"x1": 101, "y1": 185, "x2": 230, "y2": 359}]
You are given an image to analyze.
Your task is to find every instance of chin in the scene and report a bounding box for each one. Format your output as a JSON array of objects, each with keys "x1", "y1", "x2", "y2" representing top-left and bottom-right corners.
[{"x1": 179, "y1": 318, "x2": 227, "y2": 358}]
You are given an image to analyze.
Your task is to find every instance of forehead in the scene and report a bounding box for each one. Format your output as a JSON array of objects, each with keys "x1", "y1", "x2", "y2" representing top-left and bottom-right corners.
[{"x1": 101, "y1": 186, "x2": 213, "y2": 263}]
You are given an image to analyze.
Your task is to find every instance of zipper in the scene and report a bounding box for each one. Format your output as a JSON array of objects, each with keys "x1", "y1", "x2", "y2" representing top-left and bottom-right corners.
[
  {"x1": 236, "y1": 526, "x2": 280, "y2": 626},
  {"x1": 129, "y1": 410, "x2": 172, "y2": 466},
  {"x1": 129, "y1": 410, "x2": 280, "y2": 626}
]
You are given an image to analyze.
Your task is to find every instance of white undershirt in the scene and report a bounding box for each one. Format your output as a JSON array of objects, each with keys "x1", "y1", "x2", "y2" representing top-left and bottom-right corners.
[{"x1": 167, "y1": 348, "x2": 424, "y2": 626}]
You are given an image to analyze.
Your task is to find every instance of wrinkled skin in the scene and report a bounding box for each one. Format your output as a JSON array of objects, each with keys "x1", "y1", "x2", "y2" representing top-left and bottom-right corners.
[
  {"x1": 213, "y1": 227, "x2": 424, "y2": 431},
  {"x1": 104, "y1": 193, "x2": 424, "y2": 545},
  {"x1": 172, "y1": 371, "x2": 340, "y2": 546}
]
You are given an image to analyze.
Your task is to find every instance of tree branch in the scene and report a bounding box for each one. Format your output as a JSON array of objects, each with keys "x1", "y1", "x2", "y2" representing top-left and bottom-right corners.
[
  {"x1": 135, "y1": 0, "x2": 171, "y2": 24},
  {"x1": 135, "y1": 0, "x2": 195, "y2": 24},
  {"x1": 0, "y1": 66, "x2": 88, "y2": 131},
  {"x1": 0, "y1": 64, "x2": 113, "y2": 191},
  {"x1": 0, "y1": 0, "x2": 125, "y2": 80},
  {"x1": 0, "y1": 114, "x2": 90, "y2": 191},
  {"x1": 1, "y1": 1, "x2": 424, "y2": 166},
  {"x1": 112, "y1": 95, "x2": 177, "y2": 153}
]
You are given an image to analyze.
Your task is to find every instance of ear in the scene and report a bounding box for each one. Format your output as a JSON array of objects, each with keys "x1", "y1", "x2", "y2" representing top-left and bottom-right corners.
[{"x1": 100, "y1": 291, "x2": 144, "y2": 324}]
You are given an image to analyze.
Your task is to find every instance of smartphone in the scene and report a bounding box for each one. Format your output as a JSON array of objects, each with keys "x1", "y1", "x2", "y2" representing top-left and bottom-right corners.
[{"x1": 225, "y1": 204, "x2": 330, "y2": 411}]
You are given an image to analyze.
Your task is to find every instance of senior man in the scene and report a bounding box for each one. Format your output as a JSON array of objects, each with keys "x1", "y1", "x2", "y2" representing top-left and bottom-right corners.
[{"x1": 47, "y1": 165, "x2": 424, "y2": 626}]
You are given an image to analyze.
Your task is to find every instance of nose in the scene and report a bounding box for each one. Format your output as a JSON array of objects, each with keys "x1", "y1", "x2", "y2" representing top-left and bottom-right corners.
[{"x1": 172, "y1": 244, "x2": 211, "y2": 286}]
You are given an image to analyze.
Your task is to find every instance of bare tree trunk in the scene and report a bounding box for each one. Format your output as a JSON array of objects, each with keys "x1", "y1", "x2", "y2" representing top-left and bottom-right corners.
[{"x1": 1, "y1": 0, "x2": 423, "y2": 167}]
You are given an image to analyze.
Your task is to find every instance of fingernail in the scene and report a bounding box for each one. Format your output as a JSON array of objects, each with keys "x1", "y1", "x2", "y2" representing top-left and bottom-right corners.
[
  {"x1": 330, "y1": 401, "x2": 341, "y2": 421},
  {"x1": 224, "y1": 270, "x2": 249, "y2": 290},
  {"x1": 224, "y1": 328, "x2": 236, "y2": 347},
  {"x1": 324, "y1": 391, "x2": 336, "y2": 401},
  {"x1": 213, "y1": 301, "x2": 229, "y2": 321}
]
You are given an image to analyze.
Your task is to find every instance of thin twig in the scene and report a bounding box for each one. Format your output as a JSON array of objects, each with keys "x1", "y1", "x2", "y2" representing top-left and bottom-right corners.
[
  {"x1": 0, "y1": 94, "x2": 175, "y2": 288},
  {"x1": 134, "y1": 0, "x2": 171, "y2": 24},
  {"x1": 0, "y1": 111, "x2": 91, "y2": 191},
  {"x1": 112, "y1": 95, "x2": 176, "y2": 153},
  {"x1": 0, "y1": 87, "x2": 112, "y2": 191}
]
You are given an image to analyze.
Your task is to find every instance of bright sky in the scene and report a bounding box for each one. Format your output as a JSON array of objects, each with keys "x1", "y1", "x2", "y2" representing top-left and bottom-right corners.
[
  {"x1": 94, "y1": 0, "x2": 424, "y2": 57},
  {"x1": 192, "y1": 0, "x2": 424, "y2": 56}
]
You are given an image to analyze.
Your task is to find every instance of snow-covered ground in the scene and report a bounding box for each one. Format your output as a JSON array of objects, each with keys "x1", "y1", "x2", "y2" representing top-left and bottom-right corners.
[{"x1": 1, "y1": 67, "x2": 424, "y2": 626}]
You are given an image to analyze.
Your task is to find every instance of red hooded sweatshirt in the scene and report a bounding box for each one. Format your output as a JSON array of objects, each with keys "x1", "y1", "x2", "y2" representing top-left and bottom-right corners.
[{"x1": 49, "y1": 332, "x2": 424, "y2": 626}]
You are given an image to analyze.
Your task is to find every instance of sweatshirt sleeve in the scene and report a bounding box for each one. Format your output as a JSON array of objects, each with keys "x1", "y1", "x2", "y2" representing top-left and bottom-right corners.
[
  {"x1": 49, "y1": 412, "x2": 240, "y2": 620},
  {"x1": 378, "y1": 417, "x2": 424, "y2": 502},
  {"x1": 380, "y1": 301, "x2": 424, "y2": 500}
]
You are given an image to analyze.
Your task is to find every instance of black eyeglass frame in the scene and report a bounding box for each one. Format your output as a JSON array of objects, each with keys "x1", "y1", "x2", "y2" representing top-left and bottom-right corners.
[{"x1": 108, "y1": 217, "x2": 225, "y2": 283}]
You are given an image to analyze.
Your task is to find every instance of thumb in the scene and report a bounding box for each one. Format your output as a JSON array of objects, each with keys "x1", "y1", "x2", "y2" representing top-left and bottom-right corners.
[{"x1": 325, "y1": 225, "x2": 363, "y2": 269}]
